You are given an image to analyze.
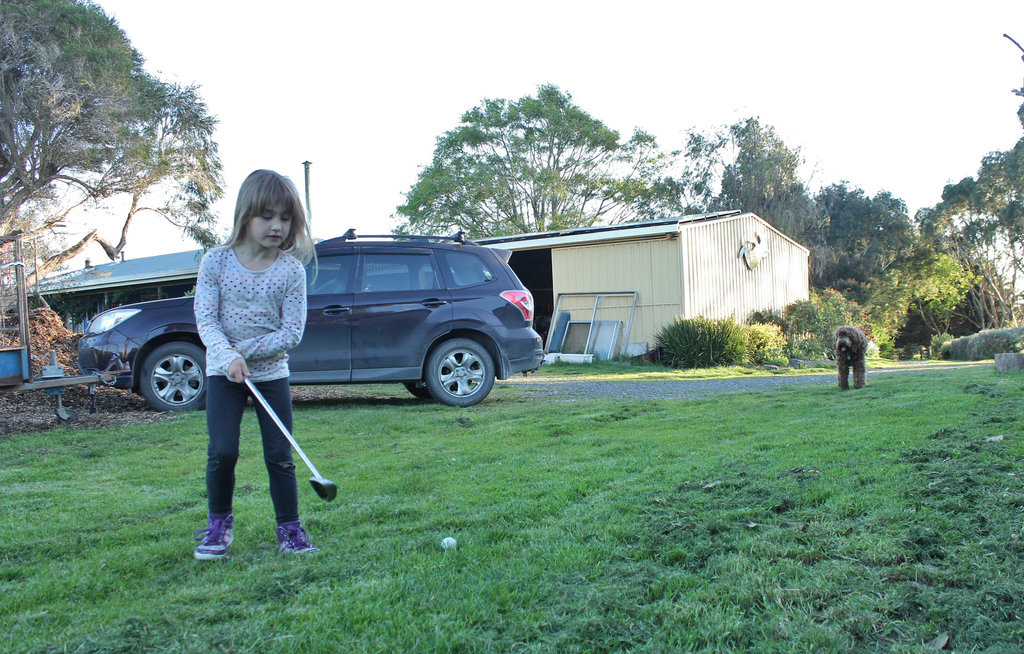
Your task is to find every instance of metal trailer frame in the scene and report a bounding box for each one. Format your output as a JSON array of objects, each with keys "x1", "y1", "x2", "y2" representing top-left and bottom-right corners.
[{"x1": 1, "y1": 236, "x2": 127, "y2": 421}]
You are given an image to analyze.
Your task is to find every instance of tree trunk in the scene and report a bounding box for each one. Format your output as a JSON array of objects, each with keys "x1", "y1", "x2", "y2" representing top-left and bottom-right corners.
[{"x1": 24, "y1": 230, "x2": 98, "y2": 288}]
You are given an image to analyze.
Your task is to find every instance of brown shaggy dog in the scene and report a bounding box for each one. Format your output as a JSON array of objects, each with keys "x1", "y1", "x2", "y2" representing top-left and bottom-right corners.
[{"x1": 834, "y1": 326, "x2": 868, "y2": 390}]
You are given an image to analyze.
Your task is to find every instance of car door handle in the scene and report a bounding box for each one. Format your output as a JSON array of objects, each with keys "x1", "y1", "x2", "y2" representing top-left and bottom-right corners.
[
  {"x1": 322, "y1": 305, "x2": 351, "y2": 316},
  {"x1": 420, "y1": 299, "x2": 448, "y2": 308}
]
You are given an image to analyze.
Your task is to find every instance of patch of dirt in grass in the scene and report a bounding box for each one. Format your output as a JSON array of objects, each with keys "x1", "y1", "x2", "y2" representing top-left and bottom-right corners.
[
  {"x1": 0, "y1": 309, "x2": 170, "y2": 436},
  {"x1": 0, "y1": 384, "x2": 166, "y2": 436}
]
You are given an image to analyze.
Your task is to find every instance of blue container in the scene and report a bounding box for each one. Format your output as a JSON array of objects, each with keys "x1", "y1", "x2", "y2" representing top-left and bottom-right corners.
[{"x1": 0, "y1": 346, "x2": 27, "y2": 386}]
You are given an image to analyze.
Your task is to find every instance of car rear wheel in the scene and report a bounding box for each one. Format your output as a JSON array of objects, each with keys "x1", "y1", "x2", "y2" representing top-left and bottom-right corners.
[
  {"x1": 139, "y1": 341, "x2": 207, "y2": 411},
  {"x1": 424, "y1": 338, "x2": 495, "y2": 407}
]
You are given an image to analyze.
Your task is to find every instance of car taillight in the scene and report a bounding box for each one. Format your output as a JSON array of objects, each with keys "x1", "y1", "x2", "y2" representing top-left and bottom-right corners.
[{"x1": 500, "y1": 290, "x2": 534, "y2": 322}]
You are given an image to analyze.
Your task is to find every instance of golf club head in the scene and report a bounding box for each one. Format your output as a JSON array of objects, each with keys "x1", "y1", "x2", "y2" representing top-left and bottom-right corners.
[{"x1": 310, "y1": 477, "x2": 338, "y2": 502}]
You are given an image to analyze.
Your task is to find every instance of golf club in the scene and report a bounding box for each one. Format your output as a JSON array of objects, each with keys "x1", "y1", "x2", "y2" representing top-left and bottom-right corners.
[{"x1": 244, "y1": 377, "x2": 337, "y2": 502}]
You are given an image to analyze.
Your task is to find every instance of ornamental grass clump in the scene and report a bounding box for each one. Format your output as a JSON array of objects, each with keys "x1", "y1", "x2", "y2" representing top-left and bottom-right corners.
[{"x1": 655, "y1": 316, "x2": 747, "y2": 368}]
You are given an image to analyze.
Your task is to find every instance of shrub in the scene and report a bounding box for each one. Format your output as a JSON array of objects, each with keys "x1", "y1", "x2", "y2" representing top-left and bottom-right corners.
[
  {"x1": 747, "y1": 309, "x2": 786, "y2": 331},
  {"x1": 939, "y1": 341, "x2": 952, "y2": 359},
  {"x1": 866, "y1": 340, "x2": 881, "y2": 358},
  {"x1": 783, "y1": 289, "x2": 867, "y2": 360},
  {"x1": 930, "y1": 333, "x2": 953, "y2": 360},
  {"x1": 745, "y1": 322, "x2": 787, "y2": 365},
  {"x1": 948, "y1": 327, "x2": 1024, "y2": 361},
  {"x1": 948, "y1": 337, "x2": 967, "y2": 360},
  {"x1": 656, "y1": 316, "x2": 747, "y2": 368},
  {"x1": 868, "y1": 323, "x2": 895, "y2": 359}
]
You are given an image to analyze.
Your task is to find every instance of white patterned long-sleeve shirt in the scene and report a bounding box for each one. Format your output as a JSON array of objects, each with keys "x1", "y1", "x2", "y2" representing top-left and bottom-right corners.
[{"x1": 193, "y1": 246, "x2": 307, "y2": 382}]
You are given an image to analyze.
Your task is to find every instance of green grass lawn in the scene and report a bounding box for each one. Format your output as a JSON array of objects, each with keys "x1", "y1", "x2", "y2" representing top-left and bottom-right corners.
[{"x1": 2, "y1": 363, "x2": 1022, "y2": 653}]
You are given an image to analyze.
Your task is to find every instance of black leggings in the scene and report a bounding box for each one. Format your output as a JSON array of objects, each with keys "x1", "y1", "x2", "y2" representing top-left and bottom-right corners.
[{"x1": 205, "y1": 375, "x2": 299, "y2": 524}]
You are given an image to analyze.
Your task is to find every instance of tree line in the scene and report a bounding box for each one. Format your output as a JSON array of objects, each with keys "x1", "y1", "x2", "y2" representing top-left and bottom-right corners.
[
  {"x1": 5, "y1": 1, "x2": 1023, "y2": 356},
  {"x1": 397, "y1": 84, "x2": 1024, "y2": 355}
]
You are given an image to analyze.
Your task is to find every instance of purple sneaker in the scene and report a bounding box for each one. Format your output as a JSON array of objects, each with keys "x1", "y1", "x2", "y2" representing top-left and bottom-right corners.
[
  {"x1": 277, "y1": 520, "x2": 320, "y2": 554},
  {"x1": 193, "y1": 513, "x2": 234, "y2": 560}
]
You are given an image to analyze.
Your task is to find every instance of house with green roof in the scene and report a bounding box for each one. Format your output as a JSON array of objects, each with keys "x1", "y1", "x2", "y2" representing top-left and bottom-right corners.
[{"x1": 39, "y1": 249, "x2": 204, "y2": 327}]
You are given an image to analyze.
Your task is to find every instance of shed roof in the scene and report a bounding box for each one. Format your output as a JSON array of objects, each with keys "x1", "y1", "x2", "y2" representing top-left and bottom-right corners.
[
  {"x1": 39, "y1": 249, "x2": 204, "y2": 295},
  {"x1": 476, "y1": 211, "x2": 809, "y2": 253},
  {"x1": 39, "y1": 211, "x2": 809, "y2": 295}
]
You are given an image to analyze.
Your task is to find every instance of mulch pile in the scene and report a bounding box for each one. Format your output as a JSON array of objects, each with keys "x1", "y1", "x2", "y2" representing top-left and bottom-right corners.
[{"x1": 0, "y1": 308, "x2": 169, "y2": 436}]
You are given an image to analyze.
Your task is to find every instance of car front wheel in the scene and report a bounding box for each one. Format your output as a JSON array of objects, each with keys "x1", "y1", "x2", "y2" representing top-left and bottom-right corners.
[
  {"x1": 424, "y1": 338, "x2": 495, "y2": 407},
  {"x1": 139, "y1": 341, "x2": 207, "y2": 411}
]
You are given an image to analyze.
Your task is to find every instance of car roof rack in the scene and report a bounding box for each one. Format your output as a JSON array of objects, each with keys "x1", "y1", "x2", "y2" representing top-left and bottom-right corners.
[{"x1": 335, "y1": 229, "x2": 474, "y2": 245}]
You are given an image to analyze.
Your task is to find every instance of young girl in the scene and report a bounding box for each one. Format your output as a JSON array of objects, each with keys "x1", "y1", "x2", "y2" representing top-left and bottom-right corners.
[{"x1": 192, "y1": 169, "x2": 318, "y2": 559}]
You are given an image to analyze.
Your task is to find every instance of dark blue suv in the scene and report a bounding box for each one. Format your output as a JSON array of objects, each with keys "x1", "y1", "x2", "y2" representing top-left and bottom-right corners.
[{"x1": 77, "y1": 233, "x2": 544, "y2": 410}]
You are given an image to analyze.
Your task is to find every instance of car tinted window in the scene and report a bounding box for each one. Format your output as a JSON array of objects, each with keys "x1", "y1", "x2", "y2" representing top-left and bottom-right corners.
[
  {"x1": 307, "y1": 254, "x2": 355, "y2": 295},
  {"x1": 443, "y1": 250, "x2": 497, "y2": 288},
  {"x1": 360, "y1": 253, "x2": 439, "y2": 292}
]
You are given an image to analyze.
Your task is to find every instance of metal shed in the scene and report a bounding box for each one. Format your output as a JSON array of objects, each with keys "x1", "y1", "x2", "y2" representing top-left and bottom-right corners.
[{"x1": 479, "y1": 211, "x2": 809, "y2": 358}]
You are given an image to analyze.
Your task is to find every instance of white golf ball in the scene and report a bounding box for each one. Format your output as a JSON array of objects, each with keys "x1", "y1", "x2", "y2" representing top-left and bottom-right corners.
[{"x1": 441, "y1": 536, "x2": 457, "y2": 550}]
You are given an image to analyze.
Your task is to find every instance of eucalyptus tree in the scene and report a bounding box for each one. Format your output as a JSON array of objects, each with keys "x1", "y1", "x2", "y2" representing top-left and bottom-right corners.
[
  {"x1": 917, "y1": 113, "x2": 1024, "y2": 330},
  {"x1": 0, "y1": 0, "x2": 222, "y2": 282},
  {"x1": 905, "y1": 251, "x2": 974, "y2": 335},
  {"x1": 674, "y1": 117, "x2": 823, "y2": 245},
  {"x1": 397, "y1": 84, "x2": 673, "y2": 237},
  {"x1": 87, "y1": 82, "x2": 223, "y2": 265},
  {"x1": 918, "y1": 158, "x2": 1024, "y2": 330},
  {"x1": 863, "y1": 246, "x2": 974, "y2": 351},
  {"x1": 813, "y1": 183, "x2": 916, "y2": 301}
]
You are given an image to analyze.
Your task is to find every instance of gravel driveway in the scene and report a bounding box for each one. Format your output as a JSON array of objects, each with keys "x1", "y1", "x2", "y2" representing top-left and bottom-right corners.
[{"x1": 496, "y1": 362, "x2": 986, "y2": 401}]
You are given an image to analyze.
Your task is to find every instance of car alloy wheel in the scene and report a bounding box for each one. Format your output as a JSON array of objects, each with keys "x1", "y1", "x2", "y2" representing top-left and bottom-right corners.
[
  {"x1": 140, "y1": 341, "x2": 206, "y2": 411},
  {"x1": 424, "y1": 338, "x2": 495, "y2": 407}
]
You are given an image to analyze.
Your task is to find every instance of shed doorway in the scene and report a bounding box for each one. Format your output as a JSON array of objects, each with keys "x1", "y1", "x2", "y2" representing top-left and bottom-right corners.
[{"x1": 506, "y1": 249, "x2": 553, "y2": 345}]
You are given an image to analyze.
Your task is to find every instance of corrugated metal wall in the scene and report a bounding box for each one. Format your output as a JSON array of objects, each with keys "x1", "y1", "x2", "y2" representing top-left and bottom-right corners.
[
  {"x1": 551, "y1": 237, "x2": 682, "y2": 352},
  {"x1": 680, "y1": 214, "x2": 808, "y2": 321},
  {"x1": 549, "y1": 214, "x2": 809, "y2": 355}
]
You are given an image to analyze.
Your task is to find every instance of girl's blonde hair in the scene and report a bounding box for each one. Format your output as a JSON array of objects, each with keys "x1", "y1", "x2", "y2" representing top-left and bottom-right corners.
[{"x1": 226, "y1": 169, "x2": 315, "y2": 264}]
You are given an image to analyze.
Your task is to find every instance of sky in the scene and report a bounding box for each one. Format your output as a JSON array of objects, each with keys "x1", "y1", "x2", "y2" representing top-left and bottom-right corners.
[{"x1": 62, "y1": 0, "x2": 1024, "y2": 267}]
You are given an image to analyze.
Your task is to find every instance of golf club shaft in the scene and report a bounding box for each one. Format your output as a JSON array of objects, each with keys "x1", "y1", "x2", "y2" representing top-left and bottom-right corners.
[{"x1": 243, "y1": 377, "x2": 323, "y2": 479}]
